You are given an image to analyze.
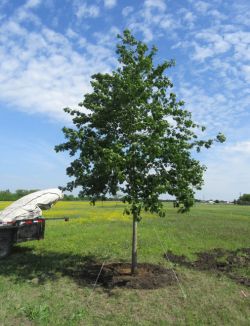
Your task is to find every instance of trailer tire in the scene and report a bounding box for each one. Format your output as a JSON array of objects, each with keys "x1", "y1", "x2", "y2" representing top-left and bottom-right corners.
[{"x1": 0, "y1": 229, "x2": 13, "y2": 259}]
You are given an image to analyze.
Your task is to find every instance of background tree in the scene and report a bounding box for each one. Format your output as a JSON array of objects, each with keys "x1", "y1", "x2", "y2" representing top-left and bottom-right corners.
[
  {"x1": 237, "y1": 194, "x2": 250, "y2": 205},
  {"x1": 55, "y1": 30, "x2": 225, "y2": 273}
]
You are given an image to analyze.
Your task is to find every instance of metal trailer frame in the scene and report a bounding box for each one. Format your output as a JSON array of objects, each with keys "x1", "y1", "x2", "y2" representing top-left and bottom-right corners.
[{"x1": 0, "y1": 218, "x2": 45, "y2": 259}]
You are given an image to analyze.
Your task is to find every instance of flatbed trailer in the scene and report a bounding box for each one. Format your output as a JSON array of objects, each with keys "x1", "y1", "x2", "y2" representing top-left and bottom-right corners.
[
  {"x1": 0, "y1": 217, "x2": 72, "y2": 259},
  {"x1": 0, "y1": 188, "x2": 67, "y2": 259},
  {"x1": 0, "y1": 218, "x2": 45, "y2": 259}
]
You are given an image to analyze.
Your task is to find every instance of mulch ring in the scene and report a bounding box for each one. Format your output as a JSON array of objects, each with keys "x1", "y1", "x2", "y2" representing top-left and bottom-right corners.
[
  {"x1": 65, "y1": 262, "x2": 178, "y2": 289},
  {"x1": 164, "y1": 248, "x2": 250, "y2": 287}
]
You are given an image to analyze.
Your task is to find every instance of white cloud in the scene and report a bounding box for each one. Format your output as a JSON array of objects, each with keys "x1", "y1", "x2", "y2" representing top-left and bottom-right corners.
[
  {"x1": 197, "y1": 141, "x2": 250, "y2": 200},
  {"x1": 183, "y1": 11, "x2": 196, "y2": 24},
  {"x1": 177, "y1": 80, "x2": 249, "y2": 136},
  {"x1": 128, "y1": 21, "x2": 154, "y2": 42},
  {"x1": 104, "y1": 0, "x2": 117, "y2": 9},
  {"x1": 224, "y1": 141, "x2": 250, "y2": 156},
  {"x1": 178, "y1": 8, "x2": 196, "y2": 27},
  {"x1": 187, "y1": 31, "x2": 233, "y2": 63},
  {"x1": 192, "y1": 45, "x2": 214, "y2": 61},
  {"x1": 173, "y1": 5, "x2": 250, "y2": 136},
  {"x1": 144, "y1": 0, "x2": 166, "y2": 11},
  {"x1": 76, "y1": 3, "x2": 100, "y2": 19},
  {"x1": 0, "y1": 6, "x2": 116, "y2": 121},
  {"x1": 195, "y1": 31, "x2": 231, "y2": 54},
  {"x1": 193, "y1": 1, "x2": 210, "y2": 14},
  {"x1": 208, "y1": 9, "x2": 226, "y2": 20},
  {"x1": 125, "y1": 0, "x2": 178, "y2": 42},
  {"x1": 241, "y1": 65, "x2": 250, "y2": 82},
  {"x1": 122, "y1": 6, "x2": 133, "y2": 17},
  {"x1": 16, "y1": 7, "x2": 41, "y2": 25},
  {"x1": 93, "y1": 26, "x2": 120, "y2": 46},
  {"x1": 66, "y1": 28, "x2": 78, "y2": 39},
  {"x1": 24, "y1": 0, "x2": 41, "y2": 9}
]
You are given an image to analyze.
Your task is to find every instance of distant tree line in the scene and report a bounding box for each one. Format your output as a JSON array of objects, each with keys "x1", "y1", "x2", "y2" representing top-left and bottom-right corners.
[
  {"x1": 0, "y1": 189, "x2": 178, "y2": 203},
  {"x1": 0, "y1": 189, "x2": 39, "y2": 201},
  {"x1": 234, "y1": 194, "x2": 250, "y2": 205},
  {"x1": 1, "y1": 189, "x2": 237, "y2": 204},
  {"x1": 0, "y1": 189, "x2": 81, "y2": 201},
  {"x1": 0, "y1": 190, "x2": 126, "y2": 202}
]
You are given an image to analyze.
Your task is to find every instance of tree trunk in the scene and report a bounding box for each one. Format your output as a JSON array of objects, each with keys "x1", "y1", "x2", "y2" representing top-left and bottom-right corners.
[{"x1": 131, "y1": 214, "x2": 137, "y2": 274}]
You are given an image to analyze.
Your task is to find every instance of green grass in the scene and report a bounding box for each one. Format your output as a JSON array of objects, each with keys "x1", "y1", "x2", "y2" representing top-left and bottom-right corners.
[{"x1": 0, "y1": 201, "x2": 249, "y2": 325}]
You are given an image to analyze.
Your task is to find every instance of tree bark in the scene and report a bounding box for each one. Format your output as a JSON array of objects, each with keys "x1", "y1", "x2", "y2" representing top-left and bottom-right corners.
[{"x1": 131, "y1": 214, "x2": 137, "y2": 274}]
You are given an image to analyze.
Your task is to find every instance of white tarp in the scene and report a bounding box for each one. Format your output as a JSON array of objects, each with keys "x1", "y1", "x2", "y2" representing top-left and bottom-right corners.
[{"x1": 0, "y1": 188, "x2": 63, "y2": 224}]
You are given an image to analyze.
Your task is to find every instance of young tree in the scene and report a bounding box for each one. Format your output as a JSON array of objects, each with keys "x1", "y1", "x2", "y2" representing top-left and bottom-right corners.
[{"x1": 55, "y1": 30, "x2": 225, "y2": 274}]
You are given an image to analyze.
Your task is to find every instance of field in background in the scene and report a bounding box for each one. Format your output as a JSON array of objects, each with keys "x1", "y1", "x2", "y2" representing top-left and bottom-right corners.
[{"x1": 0, "y1": 201, "x2": 249, "y2": 325}]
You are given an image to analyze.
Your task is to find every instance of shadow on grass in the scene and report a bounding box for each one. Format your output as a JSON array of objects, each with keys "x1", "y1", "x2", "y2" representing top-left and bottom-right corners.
[
  {"x1": 164, "y1": 247, "x2": 250, "y2": 287},
  {"x1": 2, "y1": 246, "x2": 248, "y2": 289},
  {"x1": 0, "y1": 246, "x2": 177, "y2": 290},
  {"x1": 0, "y1": 245, "x2": 108, "y2": 287}
]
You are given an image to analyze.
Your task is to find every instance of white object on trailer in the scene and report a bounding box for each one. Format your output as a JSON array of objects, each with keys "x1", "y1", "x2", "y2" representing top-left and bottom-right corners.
[{"x1": 0, "y1": 188, "x2": 63, "y2": 225}]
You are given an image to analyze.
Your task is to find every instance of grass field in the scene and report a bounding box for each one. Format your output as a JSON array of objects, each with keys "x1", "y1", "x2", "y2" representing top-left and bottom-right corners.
[{"x1": 0, "y1": 201, "x2": 249, "y2": 325}]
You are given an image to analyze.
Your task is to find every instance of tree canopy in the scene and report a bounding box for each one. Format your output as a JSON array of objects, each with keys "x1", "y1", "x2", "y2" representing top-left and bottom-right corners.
[{"x1": 55, "y1": 30, "x2": 225, "y2": 217}]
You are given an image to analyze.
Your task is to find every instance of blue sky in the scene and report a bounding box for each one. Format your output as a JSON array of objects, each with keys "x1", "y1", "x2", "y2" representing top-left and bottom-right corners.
[{"x1": 0, "y1": 0, "x2": 249, "y2": 200}]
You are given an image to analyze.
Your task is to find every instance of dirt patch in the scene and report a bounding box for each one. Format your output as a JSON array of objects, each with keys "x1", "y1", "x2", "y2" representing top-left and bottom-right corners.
[
  {"x1": 65, "y1": 262, "x2": 177, "y2": 289},
  {"x1": 164, "y1": 248, "x2": 250, "y2": 287}
]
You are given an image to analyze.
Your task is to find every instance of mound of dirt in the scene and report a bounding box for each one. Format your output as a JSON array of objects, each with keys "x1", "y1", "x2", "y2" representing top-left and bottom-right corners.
[
  {"x1": 66, "y1": 262, "x2": 177, "y2": 289},
  {"x1": 164, "y1": 248, "x2": 250, "y2": 287}
]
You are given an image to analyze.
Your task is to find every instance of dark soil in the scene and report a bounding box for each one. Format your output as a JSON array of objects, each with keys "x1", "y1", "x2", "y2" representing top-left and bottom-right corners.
[
  {"x1": 65, "y1": 262, "x2": 177, "y2": 289},
  {"x1": 164, "y1": 248, "x2": 250, "y2": 287}
]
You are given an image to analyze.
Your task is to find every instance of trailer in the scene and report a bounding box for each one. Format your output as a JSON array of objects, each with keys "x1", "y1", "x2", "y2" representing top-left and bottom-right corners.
[
  {"x1": 0, "y1": 188, "x2": 63, "y2": 259},
  {"x1": 0, "y1": 218, "x2": 45, "y2": 258}
]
